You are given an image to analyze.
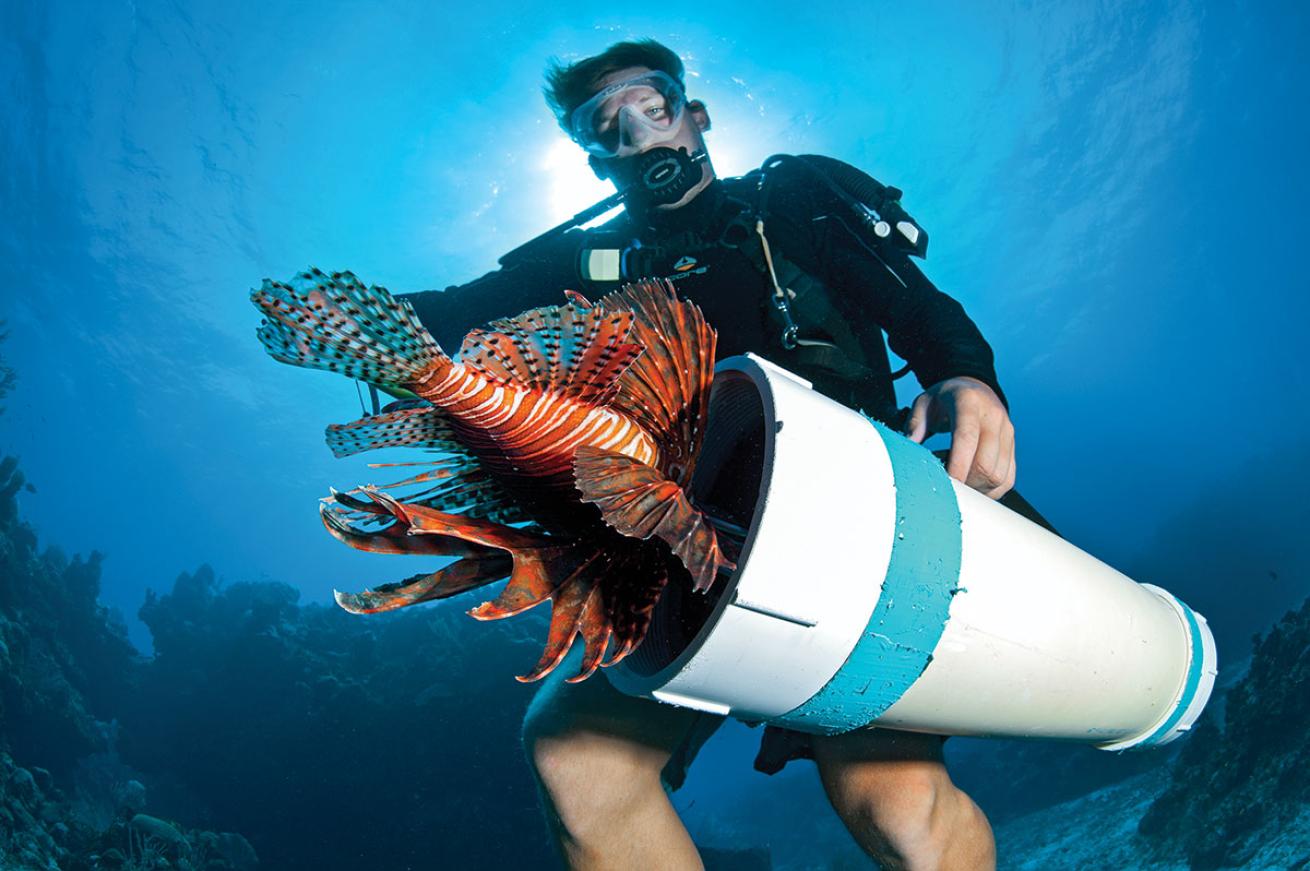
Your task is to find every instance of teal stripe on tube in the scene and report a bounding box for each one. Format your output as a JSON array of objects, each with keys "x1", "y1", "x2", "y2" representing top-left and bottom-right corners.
[
  {"x1": 770, "y1": 419, "x2": 963, "y2": 735},
  {"x1": 1137, "y1": 593, "x2": 1205, "y2": 747}
]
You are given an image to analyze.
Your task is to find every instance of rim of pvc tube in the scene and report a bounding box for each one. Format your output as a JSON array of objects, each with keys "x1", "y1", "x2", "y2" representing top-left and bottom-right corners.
[{"x1": 1096, "y1": 584, "x2": 1218, "y2": 751}]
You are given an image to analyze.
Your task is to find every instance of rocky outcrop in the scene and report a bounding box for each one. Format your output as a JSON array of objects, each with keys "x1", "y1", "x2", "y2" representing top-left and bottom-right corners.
[
  {"x1": 1, "y1": 751, "x2": 69, "y2": 871},
  {"x1": 1138, "y1": 596, "x2": 1310, "y2": 868}
]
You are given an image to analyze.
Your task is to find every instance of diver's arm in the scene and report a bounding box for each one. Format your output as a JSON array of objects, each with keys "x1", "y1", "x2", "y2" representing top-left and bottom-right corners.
[
  {"x1": 807, "y1": 200, "x2": 1015, "y2": 497},
  {"x1": 762, "y1": 163, "x2": 1007, "y2": 403},
  {"x1": 402, "y1": 231, "x2": 589, "y2": 351},
  {"x1": 835, "y1": 244, "x2": 1006, "y2": 406},
  {"x1": 402, "y1": 268, "x2": 553, "y2": 352}
]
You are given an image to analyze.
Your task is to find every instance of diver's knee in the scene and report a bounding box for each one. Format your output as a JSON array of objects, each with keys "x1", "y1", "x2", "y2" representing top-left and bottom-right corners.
[
  {"x1": 869, "y1": 774, "x2": 945, "y2": 867},
  {"x1": 823, "y1": 762, "x2": 976, "y2": 870}
]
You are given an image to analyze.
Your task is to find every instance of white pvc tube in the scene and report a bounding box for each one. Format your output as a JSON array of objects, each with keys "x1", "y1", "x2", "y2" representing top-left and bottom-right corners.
[{"x1": 609, "y1": 354, "x2": 1217, "y2": 749}]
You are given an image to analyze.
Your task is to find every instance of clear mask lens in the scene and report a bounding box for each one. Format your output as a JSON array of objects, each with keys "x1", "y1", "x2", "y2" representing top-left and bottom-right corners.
[{"x1": 570, "y1": 71, "x2": 687, "y2": 158}]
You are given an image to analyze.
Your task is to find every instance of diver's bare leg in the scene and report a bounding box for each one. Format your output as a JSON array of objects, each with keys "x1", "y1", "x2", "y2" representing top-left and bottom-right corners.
[
  {"x1": 811, "y1": 729, "x2": 995, "y2": 871},
  {"x1": 522, "y1": 664, "x2": 709, "y2": 871}
]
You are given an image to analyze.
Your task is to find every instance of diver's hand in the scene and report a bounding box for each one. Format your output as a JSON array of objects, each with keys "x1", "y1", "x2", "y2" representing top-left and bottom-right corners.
[{"x1": 905, "y1": 376, "x2": 1015, "y2": 499}]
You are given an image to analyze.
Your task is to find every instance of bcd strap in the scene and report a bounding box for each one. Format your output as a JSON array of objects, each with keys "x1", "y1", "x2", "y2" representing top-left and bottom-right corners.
[{"x1": 732, "y1": 218, "x2": 881, "y2": 384}]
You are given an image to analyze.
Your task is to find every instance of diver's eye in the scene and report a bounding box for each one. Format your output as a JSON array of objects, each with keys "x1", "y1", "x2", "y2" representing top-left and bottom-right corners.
[{"x1": 646, "y1": 105, "x2": 668, "y2": 120}]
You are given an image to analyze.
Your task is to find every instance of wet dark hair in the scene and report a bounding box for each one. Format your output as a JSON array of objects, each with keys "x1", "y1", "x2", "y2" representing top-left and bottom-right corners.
[{"x1": 544, "y1": 39, "x2": 686, "y2": 134}]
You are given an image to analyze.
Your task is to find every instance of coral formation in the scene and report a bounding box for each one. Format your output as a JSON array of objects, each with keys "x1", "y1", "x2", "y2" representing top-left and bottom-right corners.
[
  {"x1": 121, "y1": 562, "x2": 552, "y2": 869},
  {"x1": 0, "y1": 459, "x2": 137, "y2": 775},
  {"x1": 0, "y1": 455, "x2": 257, "y2": 870}
]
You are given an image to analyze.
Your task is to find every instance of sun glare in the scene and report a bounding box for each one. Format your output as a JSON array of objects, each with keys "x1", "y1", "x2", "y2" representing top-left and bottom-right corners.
[{"x1": 540, "y1": 137, "x2": 614, "y2": 224}]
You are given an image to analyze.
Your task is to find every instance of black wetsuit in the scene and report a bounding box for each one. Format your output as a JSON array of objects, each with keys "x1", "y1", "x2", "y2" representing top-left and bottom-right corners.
[{"x1": 402, "y1": 159, "x2": 1005, "y2": 426}]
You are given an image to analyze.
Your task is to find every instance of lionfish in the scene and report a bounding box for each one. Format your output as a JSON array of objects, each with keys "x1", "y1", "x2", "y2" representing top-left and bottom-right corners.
[{"x1": 251, "y1": 268, "x2": 735, "y2": 683}]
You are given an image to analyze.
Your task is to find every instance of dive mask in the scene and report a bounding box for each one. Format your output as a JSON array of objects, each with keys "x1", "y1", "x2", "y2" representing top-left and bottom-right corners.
[{"x1": 569, "y1": 70, "x2": 688, "y2": 159}]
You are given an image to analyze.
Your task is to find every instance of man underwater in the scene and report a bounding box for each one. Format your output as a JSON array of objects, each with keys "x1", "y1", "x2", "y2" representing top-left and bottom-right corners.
[{"x1": 402, "y1": 39, "x2": 1010, "y2": 871}]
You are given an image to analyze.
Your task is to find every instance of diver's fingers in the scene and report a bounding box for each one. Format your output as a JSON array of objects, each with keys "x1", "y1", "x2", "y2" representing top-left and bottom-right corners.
[
  {"x1": 946, "y1": 417, "x2": 981, "y2": 485},
  {"x1": 905, "y1": 392, "x2": 932, "y2": 443},
  {"x1": 968, "y1": 413, "x2": 1007, "y2": 494},
  {"x1": 985, "y1": 421, "x2": 1017, "y2": 500}
]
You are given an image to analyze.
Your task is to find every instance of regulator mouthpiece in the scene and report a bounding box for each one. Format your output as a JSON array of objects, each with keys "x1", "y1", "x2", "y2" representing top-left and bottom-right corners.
[{"x1": 628, "y1": 147, "x2": 707, "y2": 208}]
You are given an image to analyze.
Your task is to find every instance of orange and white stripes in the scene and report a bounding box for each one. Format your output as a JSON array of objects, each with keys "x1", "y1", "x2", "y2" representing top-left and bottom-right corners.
[{"x1": 416, "y1": 361, "x2": 658, "y2": 480}]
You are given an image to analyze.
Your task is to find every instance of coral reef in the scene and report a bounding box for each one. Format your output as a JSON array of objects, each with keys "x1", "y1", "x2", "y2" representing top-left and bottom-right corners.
[
  {"x1": 0, "y1": 457, "x2": 258, "y2": 870},
  {"x1": 1, "y1": 750, "x2": 70, "y2": 870},
  {"x1": 0, "y1": 457, "x2": 138, "y2": 776},
  {"x1": 1, "y1": 753, "x2": 258, "y2": 871},
  {"x1": 119, "y1": 562, "x2": 554, "y2": 869}
]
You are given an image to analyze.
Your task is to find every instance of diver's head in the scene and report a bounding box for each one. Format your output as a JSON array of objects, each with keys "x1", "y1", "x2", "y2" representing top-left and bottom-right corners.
[{"x1": 544, "y1": 40, "x2": 715, "y2": 210}]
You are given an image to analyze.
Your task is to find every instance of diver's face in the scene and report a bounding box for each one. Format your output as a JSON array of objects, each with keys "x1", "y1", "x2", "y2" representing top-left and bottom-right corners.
[{"x1": 582, "y1": 65, "x2": 715, "y2": 208}]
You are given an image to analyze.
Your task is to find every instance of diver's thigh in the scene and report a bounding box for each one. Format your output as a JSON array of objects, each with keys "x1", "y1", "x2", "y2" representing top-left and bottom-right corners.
[{"x1": 523, "y1": 655, "x2": 705, "y2": 756}]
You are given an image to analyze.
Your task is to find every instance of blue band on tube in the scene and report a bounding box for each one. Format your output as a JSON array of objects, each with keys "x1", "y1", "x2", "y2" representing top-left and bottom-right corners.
[
  {"x1": 1136, "y1": 593, "x2": 1205, "y2": 747},
  {"x1": 770, "y1": 420, "x2": 962, "y2": 735}
]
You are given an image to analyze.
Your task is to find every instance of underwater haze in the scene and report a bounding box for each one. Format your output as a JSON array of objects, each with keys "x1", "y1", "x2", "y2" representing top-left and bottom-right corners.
[{"x1": 2, "y1": 1, "x2": 1309, "y2": 869}]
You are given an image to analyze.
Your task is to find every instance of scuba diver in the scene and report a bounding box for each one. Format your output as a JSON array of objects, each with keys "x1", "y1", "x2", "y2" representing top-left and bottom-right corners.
[{"x1": 401, "y1": 39, "x2": 1007, "y2": 871}]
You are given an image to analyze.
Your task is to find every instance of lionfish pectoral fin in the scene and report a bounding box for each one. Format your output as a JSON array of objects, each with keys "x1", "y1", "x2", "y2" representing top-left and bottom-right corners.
[
  {"x1": 362, "y1": 491, "x2": 548, "y2": 551},
  {"x1": 597, "y1": 280, "x2": 717, "y2": 478},
  {"x1": 328, "y1": 491, "x2": 549, "y2": 615},
  {"x1": 333, "y1": 553, "x2": 514, "y2": 614},
  {"x1": 464, "y1": 536, "x2": 661, "y2": 684},
  {"x1": 320, "y1": 496, "x2": 497, "y2": 559},
  {"x1": 456, "y1": 300, "x2": 644, "y2": 405},
  {"x1": 463, "y1": 542, "x2": 612, "y2": 682},
  {"x1": 466, "y1": 543, "x2": 584, "y2": 621},
  {"x1": 573, "y1": 446, "x2": 736, "y2": 593},
  {"x1": 565, "y1": 592, "x2": 614, "y2": 683},
  {"x1": 514, "y1": 583, "x2": 603, "y2": 683},
  {"x1": 251, "y1": 268, "x2": 450, "y2": 390},
  {"x1": 331, "y1": 484, "x2": 658, "y2": 686},
  {"x1": 325, "y1": 405, "x2": 458, "y2": 458}
]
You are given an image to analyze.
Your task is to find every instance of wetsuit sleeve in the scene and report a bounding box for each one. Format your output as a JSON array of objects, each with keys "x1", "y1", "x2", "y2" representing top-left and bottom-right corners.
[
  {"x1": 774, "y1": 178, "x2": 1008, "y2": 407},
  {"x1": 831, "y1": 238, "x2": 1007, "y2": 407}
]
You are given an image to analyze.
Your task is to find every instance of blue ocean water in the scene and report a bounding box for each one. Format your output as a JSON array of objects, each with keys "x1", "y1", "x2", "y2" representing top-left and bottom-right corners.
[{"x1": 2, "y1": 1, "x2": 1308, "y2": 868}]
